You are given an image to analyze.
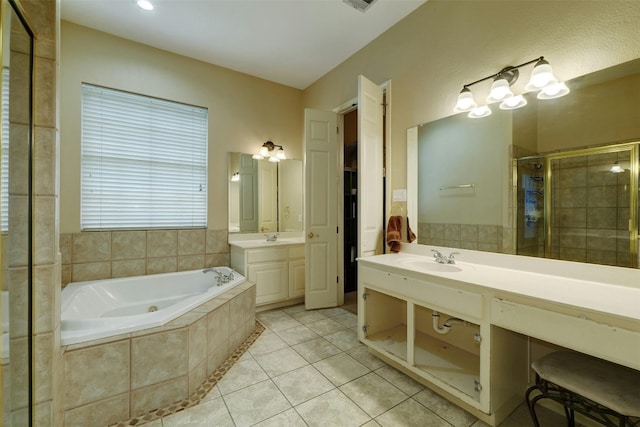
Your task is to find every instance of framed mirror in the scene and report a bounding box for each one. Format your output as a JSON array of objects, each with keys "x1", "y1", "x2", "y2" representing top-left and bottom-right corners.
[
  {"x1": 228, "y1": 152, "x2": 303, "y2": 233},
  {"x1": 408, "y1": 58, "x2": 639, "y2": 268}
]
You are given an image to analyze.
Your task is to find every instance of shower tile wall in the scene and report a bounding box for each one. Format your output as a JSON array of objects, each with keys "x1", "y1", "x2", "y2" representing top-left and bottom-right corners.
[
  {"x1": 59, "y1": 229, "x2": 230, "y2": 286},
  {"x1": 417, "y1": 222, "x2": 514, "y2": 254},
  {"x1": 551, "y1": 152, "x2": 631, "y2": 267}
]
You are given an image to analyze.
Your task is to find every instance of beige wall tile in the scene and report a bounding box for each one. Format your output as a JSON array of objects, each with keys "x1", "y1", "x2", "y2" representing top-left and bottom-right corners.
[
  {"x1": 206, "y1": 229, "x2": 229, "y2": 254},
  {"x1": 205, "y1": 253, "x2": 230, "y2": 268},
  {"x1": 146, "y1": 257, "x2": 177, "y2": 275},
  {"x1": 61, "y1": 264, "x2": 72, "y2": 287},
  {"x1": 131, "y1": 329, "x2": 189, "y2": 389},
  {"x1": 64, "y1": 340, "x2": 130, "y2": 409},
  {"x1": 147, "y1": 230, "x2": 177, "y2": 258},
  {"x1": 178, "y1": 255, "x2": 205, "y2": 271},
  {"x1": 72, "y1": 231, "x2": 111, "y2": 263},
  {"x1": 34, "y1": 58, "x2": 56, "y2": 128},
  {"x1": 229, "y1": 294, "x2": 244, "y2": 334},
  {"x1": 444, "y1": 224, "x2": 460, "y2": 241},
  {"x1": 8, "y1": 268, "x2": 28, "y2": 338},
  {"x1": 207, "y1": 304, "x2": 230, "y2": 355},
  {"x1": 460, "y1": 224, "x2": 478, "y2": 243},
  {"x1": 8, "y1": 54, "x2": 31, "y2": 125},
  {"x1": 189, "y1": 360, "x2": 208, "y2": 395},
  {"x1": 178, "y1": 229, "x2": 205, "y2": 256},
  {"x1": 33, "y1": 333, "x2": 54, "y2": 404},
  {"x1": 72, "y1": 262, "x2": 110, "y2": 282},
  {"x1": 34, "y1": 265, "x2": 56, "y2": 334},
  {"x1": 130, "y1": 376, "x2": 189, "y2": 417},
  {"x1": 8, "y1": 196, "x2": 29, "y2": 267},
  {"x1": 34, "y1": 196, "x2": 57, "y2": 265},
  {"x1": 207, "y1": 339, "x2": 230, "y2": 375},
  {"x1": 112, "y1": 230, "x2": 146, "y2": 260},
  {"x1": 9, "y1": 124, "x2": 30, "y2": 195},
  {"x1": 112, "y1": 259, "x2": 146, "y2": 278},
  {"x1": 10, "y1": 337, "x2": 28, "y2": 410},
  {"x1": 63, "y1": 393, "x2": 130, "y2": 427},
  {"x1": 60, "y1": 233, "x2": 72, "y2": 265},
  {"x1": 478, "y1": 225, "x2": 499, "y2": 244},
  {"x1": 32, "y1": 400, "x2": 53, "y2": 427},
  {"x1": 189, "y1": 317, "x2": 208, "y2": 371},
  {"x1": 34, "y1": 127, "x2": 57, "y2": 196}
]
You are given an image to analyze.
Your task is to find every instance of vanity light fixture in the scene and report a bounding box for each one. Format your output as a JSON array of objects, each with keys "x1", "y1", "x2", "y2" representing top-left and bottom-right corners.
[
  {"x1": 610, "y1": 161, "x2": 624, "y2": 174},
  {"x1": 252, "y1": 140, "x2": 286, "y2": 162},
  {"x1": 137, "y1": 0, "x2": 154, "y2": 11},
  {"x1": 454, "y1": 56, "x2": 569, "y2": 118},
  {"x1": 230, "y1": 172, "x2": 240, "y2": 182}
]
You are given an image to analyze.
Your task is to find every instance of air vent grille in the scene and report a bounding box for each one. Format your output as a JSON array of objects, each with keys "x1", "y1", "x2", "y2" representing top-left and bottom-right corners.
[{"x1": 343, "y1": 0, "x2": 378, "y2": 12}]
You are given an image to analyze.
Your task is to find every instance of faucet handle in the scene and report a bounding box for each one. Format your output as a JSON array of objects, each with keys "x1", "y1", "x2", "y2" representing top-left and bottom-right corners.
[
  {"x1": 447, "y1": 251, "x2": 460, "y2": 264},
  {"x1": 431, "y1": 249, "x2": 443, "y2": 258}
]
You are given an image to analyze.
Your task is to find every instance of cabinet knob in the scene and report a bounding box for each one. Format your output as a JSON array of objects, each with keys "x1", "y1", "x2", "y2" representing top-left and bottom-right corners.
[{"x1": 307, "y1": 232, "x2": 318, "y2": 238}]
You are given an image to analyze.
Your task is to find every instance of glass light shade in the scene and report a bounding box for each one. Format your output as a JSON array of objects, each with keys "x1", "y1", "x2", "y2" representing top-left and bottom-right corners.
[
  {"x1": 277, "y1": 147, "x2": 286, "y2": 159},
  {"x1": 468, "y1": 105, "x2": 492, "y2": 119},
  {"x1": 454, "y1": 88, "x2": 477, "y2": 112},
  {"x1": 537, "y1": 82, "x2": 570, "y2": 99},
  {"x1": 137, "y1": 0, "x2": 154, "y2": 10},
  {"x1": 259, "y1": 146, "x2": 269, "y2": 157},
  {"x1": 230, "y1": 172, "x2": 240, "y2": 182},
  {"x1": 525, "y1": 61, "x2": 558, "y2": 91},
  {"x1": 268, "y1": 155, "x2": 280, "y2": 163},
  {"x1": 499, "y1": 95, "x2": 527, "y2": 110},
  {"x1": 487, "y1": 78, "x2": 513, "y2": 103},
  {"x1": 252, "y1": 153, "x2": 263, "y2": 160},
  {"x1": 610, "y1": 162, "x2": 624, "y2": 173}
]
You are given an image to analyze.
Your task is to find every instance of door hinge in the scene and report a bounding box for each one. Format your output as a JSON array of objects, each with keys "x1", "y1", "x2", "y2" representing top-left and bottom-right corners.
[
  {"x1": 362, "y1": 325, "x2": 368, "y2": 333},
  {"x1": 337, "y1": 226, "x2": 339, "y2": 233},
  {"x1": 474, "y1": 379, "x2": 482, "y2": 392},
  {"x1": 382, "y1": 103, "x2": 387, "y2": 116},
  {"x1": 337, "y1": 126, "x2": 339, "y2": 134},
  {"x1": 362, "y1": 291, "x2": 369, "y2": 300}
]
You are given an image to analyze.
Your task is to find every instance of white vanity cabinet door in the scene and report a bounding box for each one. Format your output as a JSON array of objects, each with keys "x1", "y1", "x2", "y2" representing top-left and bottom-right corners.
[
  {"x1": 288, "y1": 245, "x2": 305, "y2": 298},
  {"x1": 249, "y1": 261, "x2": 289, "y2": 305}
]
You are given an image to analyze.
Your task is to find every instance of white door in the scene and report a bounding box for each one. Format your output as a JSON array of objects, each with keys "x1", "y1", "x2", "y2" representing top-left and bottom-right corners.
[
  {"x1": 304, "y1": 109, "x2": 339, "y2": 309},
  {"x1": 258, "y1": 160, "x2": 277, "y2": 232},
  {"x1": 238, "y1": 153, "x2": 258, "y2": 232},
  {"x1": 358, "y1": 75, "x2": 384, "y2": 257}
]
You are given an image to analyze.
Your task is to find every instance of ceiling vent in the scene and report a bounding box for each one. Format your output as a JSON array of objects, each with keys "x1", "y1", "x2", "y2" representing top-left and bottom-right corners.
[{"x1": 343, "y1": 0, "x2": 378, "y2": 12}]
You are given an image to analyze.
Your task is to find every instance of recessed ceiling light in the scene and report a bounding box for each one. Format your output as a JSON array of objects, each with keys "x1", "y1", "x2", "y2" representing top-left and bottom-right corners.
[{"x1": 137, "y1": 0, "x2": 154, "y2": 11}]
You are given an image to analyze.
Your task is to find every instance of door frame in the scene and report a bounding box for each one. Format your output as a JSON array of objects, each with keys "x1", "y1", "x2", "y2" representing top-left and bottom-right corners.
[{"x1": 332, "y1": 80, "x2": 391, "y2": 306}]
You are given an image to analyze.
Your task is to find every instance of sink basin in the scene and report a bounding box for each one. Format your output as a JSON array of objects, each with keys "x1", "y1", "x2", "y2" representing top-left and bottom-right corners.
[{"x1": 398, "y1": 258, "x2": 462, "y2": 273}]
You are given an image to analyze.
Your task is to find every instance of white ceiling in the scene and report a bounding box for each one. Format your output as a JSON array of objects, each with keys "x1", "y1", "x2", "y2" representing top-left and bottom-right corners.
[{"x1": 61, "y1": 0, "x2": 427, "y2": 90}]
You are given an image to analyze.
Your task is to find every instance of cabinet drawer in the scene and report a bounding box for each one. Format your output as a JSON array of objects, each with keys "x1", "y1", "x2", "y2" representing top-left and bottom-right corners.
[
  {"x1": 246, "y1": 248, "x2": 288, "y2": 264},
  {"x1": 360, "y1": 266, "x2": 482, "y2": 320},
  {"x1": 288, "y1": 245, "x2": 305, "y2": 259}
]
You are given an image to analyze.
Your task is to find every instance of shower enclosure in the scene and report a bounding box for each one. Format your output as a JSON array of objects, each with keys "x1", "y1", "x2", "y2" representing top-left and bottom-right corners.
[{"x1": 517, "y1": 142, "x2": 639, "y2": 268}]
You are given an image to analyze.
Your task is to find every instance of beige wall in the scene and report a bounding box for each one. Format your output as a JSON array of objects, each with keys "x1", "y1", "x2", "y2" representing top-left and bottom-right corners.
[
  {"x1": 60, "y1": 21, "x2": 304, "y2": 233},
  {"x1": 302, "y1": 0, "x2": 640, "y2": 195}
]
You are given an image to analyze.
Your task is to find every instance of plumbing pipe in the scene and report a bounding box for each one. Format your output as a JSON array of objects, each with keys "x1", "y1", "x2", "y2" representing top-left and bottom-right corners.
[{"x1": 432, "y1": 311, "x2": 466, "y2": 335}]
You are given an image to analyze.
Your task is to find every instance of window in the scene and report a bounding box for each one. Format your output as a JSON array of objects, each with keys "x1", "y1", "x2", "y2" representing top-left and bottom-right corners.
[{"x1": 81, "y1": 84, "x2": 208, "y2": 229}]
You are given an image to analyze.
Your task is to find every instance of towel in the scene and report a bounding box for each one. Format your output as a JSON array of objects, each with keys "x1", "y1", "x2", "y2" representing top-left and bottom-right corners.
[
  {"x1": 407, "y1": 217, "x2": 417, "y2": 243},
  {"x1": 386, "y1": 215, "x2": 402, "y2": 253}
]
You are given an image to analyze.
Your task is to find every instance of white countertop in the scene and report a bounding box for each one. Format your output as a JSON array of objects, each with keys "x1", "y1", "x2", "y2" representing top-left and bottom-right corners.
[
  {"x1": 358, "y1": 250, "x2": 640, "y2": 322},
  {"x1": 229, "y1": 236, "x2": 304, "y2": 249}
]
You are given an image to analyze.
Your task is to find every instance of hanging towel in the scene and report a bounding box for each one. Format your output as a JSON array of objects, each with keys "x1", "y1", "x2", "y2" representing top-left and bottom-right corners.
[
  {"x1": 387, "y1": 215, "x2": 403, "y2": 253},
  {"x1": 407, "y1": 217, "x2": 417, "y2": 243}
]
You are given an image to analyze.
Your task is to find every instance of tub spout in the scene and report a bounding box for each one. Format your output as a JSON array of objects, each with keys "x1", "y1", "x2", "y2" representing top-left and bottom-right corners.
[{"x1": 203, "y1": 267, "x2": 234, "y2": 285}]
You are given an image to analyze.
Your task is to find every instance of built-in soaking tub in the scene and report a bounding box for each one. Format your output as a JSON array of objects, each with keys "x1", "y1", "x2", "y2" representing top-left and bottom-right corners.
[
  {"x1": 61, "y1": 267, "x2": 244, "y2": 346},
  {"x1": 62, "y1": 267, "x2": 257, "y2": 426}
]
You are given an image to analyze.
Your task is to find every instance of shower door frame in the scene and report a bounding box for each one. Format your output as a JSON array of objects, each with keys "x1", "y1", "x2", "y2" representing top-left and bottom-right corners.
[{"x1": 543, "y1": 141, "x2": 639, "y2": 268}]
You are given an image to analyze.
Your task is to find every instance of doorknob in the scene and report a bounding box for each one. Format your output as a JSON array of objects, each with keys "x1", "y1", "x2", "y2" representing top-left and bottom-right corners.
[{"x1": 307, "y1": 232, "x2": 319, "y2": 238}]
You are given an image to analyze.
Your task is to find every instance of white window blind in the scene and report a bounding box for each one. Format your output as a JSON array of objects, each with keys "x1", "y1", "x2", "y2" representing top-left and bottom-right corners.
[
  {"x1": 1, "y1": 68, "x2": 9, "y2": 233},
  {"x1": 81, "y1": 84, "x2": 208, "y2": 229}
]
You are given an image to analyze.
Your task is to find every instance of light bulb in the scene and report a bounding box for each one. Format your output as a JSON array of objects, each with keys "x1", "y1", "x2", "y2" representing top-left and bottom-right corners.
[
  {"x1": 268, "y1": 156, "x2": 280, "y2": 163},
  {"x1": 525, "y1": 59, "x2": 558, "y2": 91},
  {"x1": 537, "y1": 82, "x2": 570, "y2": 99},
  {"x1": 259, "y1": 146, "x2": 269, "y2": 157},
  {"x1": 499, "y1": 95, "x2": 527, "y2": 110},
  {"x1": 487, "y1": 78, "x2": 513, "y2": 103},
  {"x1": 454, "y1": 87, "x2": 477, "y2": 112},
  {"x1": 468, "y1": 105, "x2": 492, "y2": 119}
]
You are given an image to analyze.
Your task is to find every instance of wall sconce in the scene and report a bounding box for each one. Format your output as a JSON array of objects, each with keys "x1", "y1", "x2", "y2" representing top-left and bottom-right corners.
[
  {"x1": 610, "y1": 161, "x2": 624, "y2": 173},
  {"x1": 252, "y1": 140, "x2": 286, "y2": 162},
  {"x1": 454, "y1": 56, "x2": 570, "y2": 119},
  {"x1": 230, "y1": 171, "x2": 240, "y2": 182}
]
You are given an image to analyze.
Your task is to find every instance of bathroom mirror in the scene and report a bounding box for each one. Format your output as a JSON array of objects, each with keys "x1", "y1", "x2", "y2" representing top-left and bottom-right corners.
[
  {"x1": 1, "y1": 0, "x2": 35, "y2": 423},
  {"x1": 228, "y1": 152, "x2": 303, "y2": 233},
  {"x1": 409, "y1": 58, "x2": 639, "y2": 268}
]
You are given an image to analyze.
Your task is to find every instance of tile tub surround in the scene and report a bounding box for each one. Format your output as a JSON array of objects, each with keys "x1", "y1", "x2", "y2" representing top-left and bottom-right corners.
[
  {"x1": 62, "y1": 281, "x2": 256, "y2": 427},
  {"x1": 60, "y1": 228, "x2": 230, "y2": 286}
]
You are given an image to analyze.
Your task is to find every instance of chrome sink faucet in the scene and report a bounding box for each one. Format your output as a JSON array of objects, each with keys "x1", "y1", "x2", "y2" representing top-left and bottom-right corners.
[
  {"x1": 265, "y1": 233, "x2": 278, "y2": 242},
  {"x1": 431, "y1": 249, "x2": 460, "y2": 264}
]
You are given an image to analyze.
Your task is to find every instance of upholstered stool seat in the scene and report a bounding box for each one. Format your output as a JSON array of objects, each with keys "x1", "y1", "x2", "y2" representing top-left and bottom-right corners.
[{"x1": 526, "y1": 351, "x2": 640, "y2": 427}]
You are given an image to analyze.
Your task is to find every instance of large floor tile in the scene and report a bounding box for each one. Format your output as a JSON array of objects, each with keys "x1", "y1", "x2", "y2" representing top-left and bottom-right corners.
[
  {"x1": 317, "y1": 307, "x2": 350, "y2": 318},
  {"x1": 307, "y1": 318, "x2": 346, "y2": 336},
  {"x1": 333, "y1": 312, "x2": 358, "y2": 328},
  {"x1": 223, "y1": 380, "x2": 291, "y2": 427},
  {"x1": 374, "y1": 365, "x2": 425, "y2": 396},
  {"x1": 260, "y1": 315, "x2": 303, "y2": 332},
  {"x1": 282, "y1": 304, "x2": 307, "y2": 315},
  {"x1": 273, "y1": 365, "x2": 335, "y2": 406},
  {"x1": 313, "y1": 352, "x2": 370, "y2": 386},
  {"x1": 376, "y1": 398, "x2": 451, "y2": 427},
  {"x1": 339, "y1": 372, "x2": 409, "y2": 418},
  {"x1": 256, "y1": 309, "x2": 289, "y2": 322},
  {"x1": 348, "y1": 345, "x2": 387, "y2": 370},
  {"x1": 414, "y1": 387, "x2": 476, "y2": 427},
  {"x1": 216, "y1": 358, "x2": 269, "y2": 395},
  {"x1": 323, "y1": 328, "x2": 360, "y2": 351},
  {"x1": 291, "y1": 337, "x2": 343, "y2": 363},
  {"x1": 276, "y1": 324, "x2": 320, "y2": 346},
  {"x1": 162, "y1": 396, "x2": 234, "y2": 427},
  {"x1": 248, "y1": 331, "x2": 290, "y2": 356},
  {"x1": 296, "y1": 389, "x2": 371, "y2": 427},
  {"x1": 290, "y1": 310, "x2": 328, "y2": 324},
  {"x1": 254, "y1": 346, "x2": 309, "y2": 377},
  {"x1": 253, "y1": 408, "x2": 307, "y2": 426}
]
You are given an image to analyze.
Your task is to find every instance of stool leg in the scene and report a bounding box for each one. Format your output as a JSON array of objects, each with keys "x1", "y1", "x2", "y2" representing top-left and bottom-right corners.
[
  {"x1": 526, "y1": 385, "x2": 543, "y2": 427},
  {"x1": 562, "y1": 405, "x2": 574, "y2": 427}
]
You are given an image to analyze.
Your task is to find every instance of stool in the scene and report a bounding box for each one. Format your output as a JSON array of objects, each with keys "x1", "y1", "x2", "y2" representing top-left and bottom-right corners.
[{"x1": 525, "y1": 352, "x2": 640, "y2": 427}]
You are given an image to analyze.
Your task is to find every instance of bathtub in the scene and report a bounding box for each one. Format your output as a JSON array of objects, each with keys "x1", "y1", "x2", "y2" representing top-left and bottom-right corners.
[{"x1": 61, "y1": 267, "x2": 245, "y2": 346}]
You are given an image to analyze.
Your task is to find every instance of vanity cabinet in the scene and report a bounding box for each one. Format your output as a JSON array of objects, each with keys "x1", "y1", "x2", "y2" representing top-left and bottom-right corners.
[
  {"x1": 358, "y1": 262, "x2": 524, "y2": 425},
  {"x1": 231, "y1": 244, "x2": 305, "y2": 306}
]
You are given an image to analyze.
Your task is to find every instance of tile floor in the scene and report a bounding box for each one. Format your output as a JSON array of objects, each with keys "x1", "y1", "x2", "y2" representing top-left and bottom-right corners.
[{"x1": 143, "y1": 304, "x2": 568, "y2": 427}]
